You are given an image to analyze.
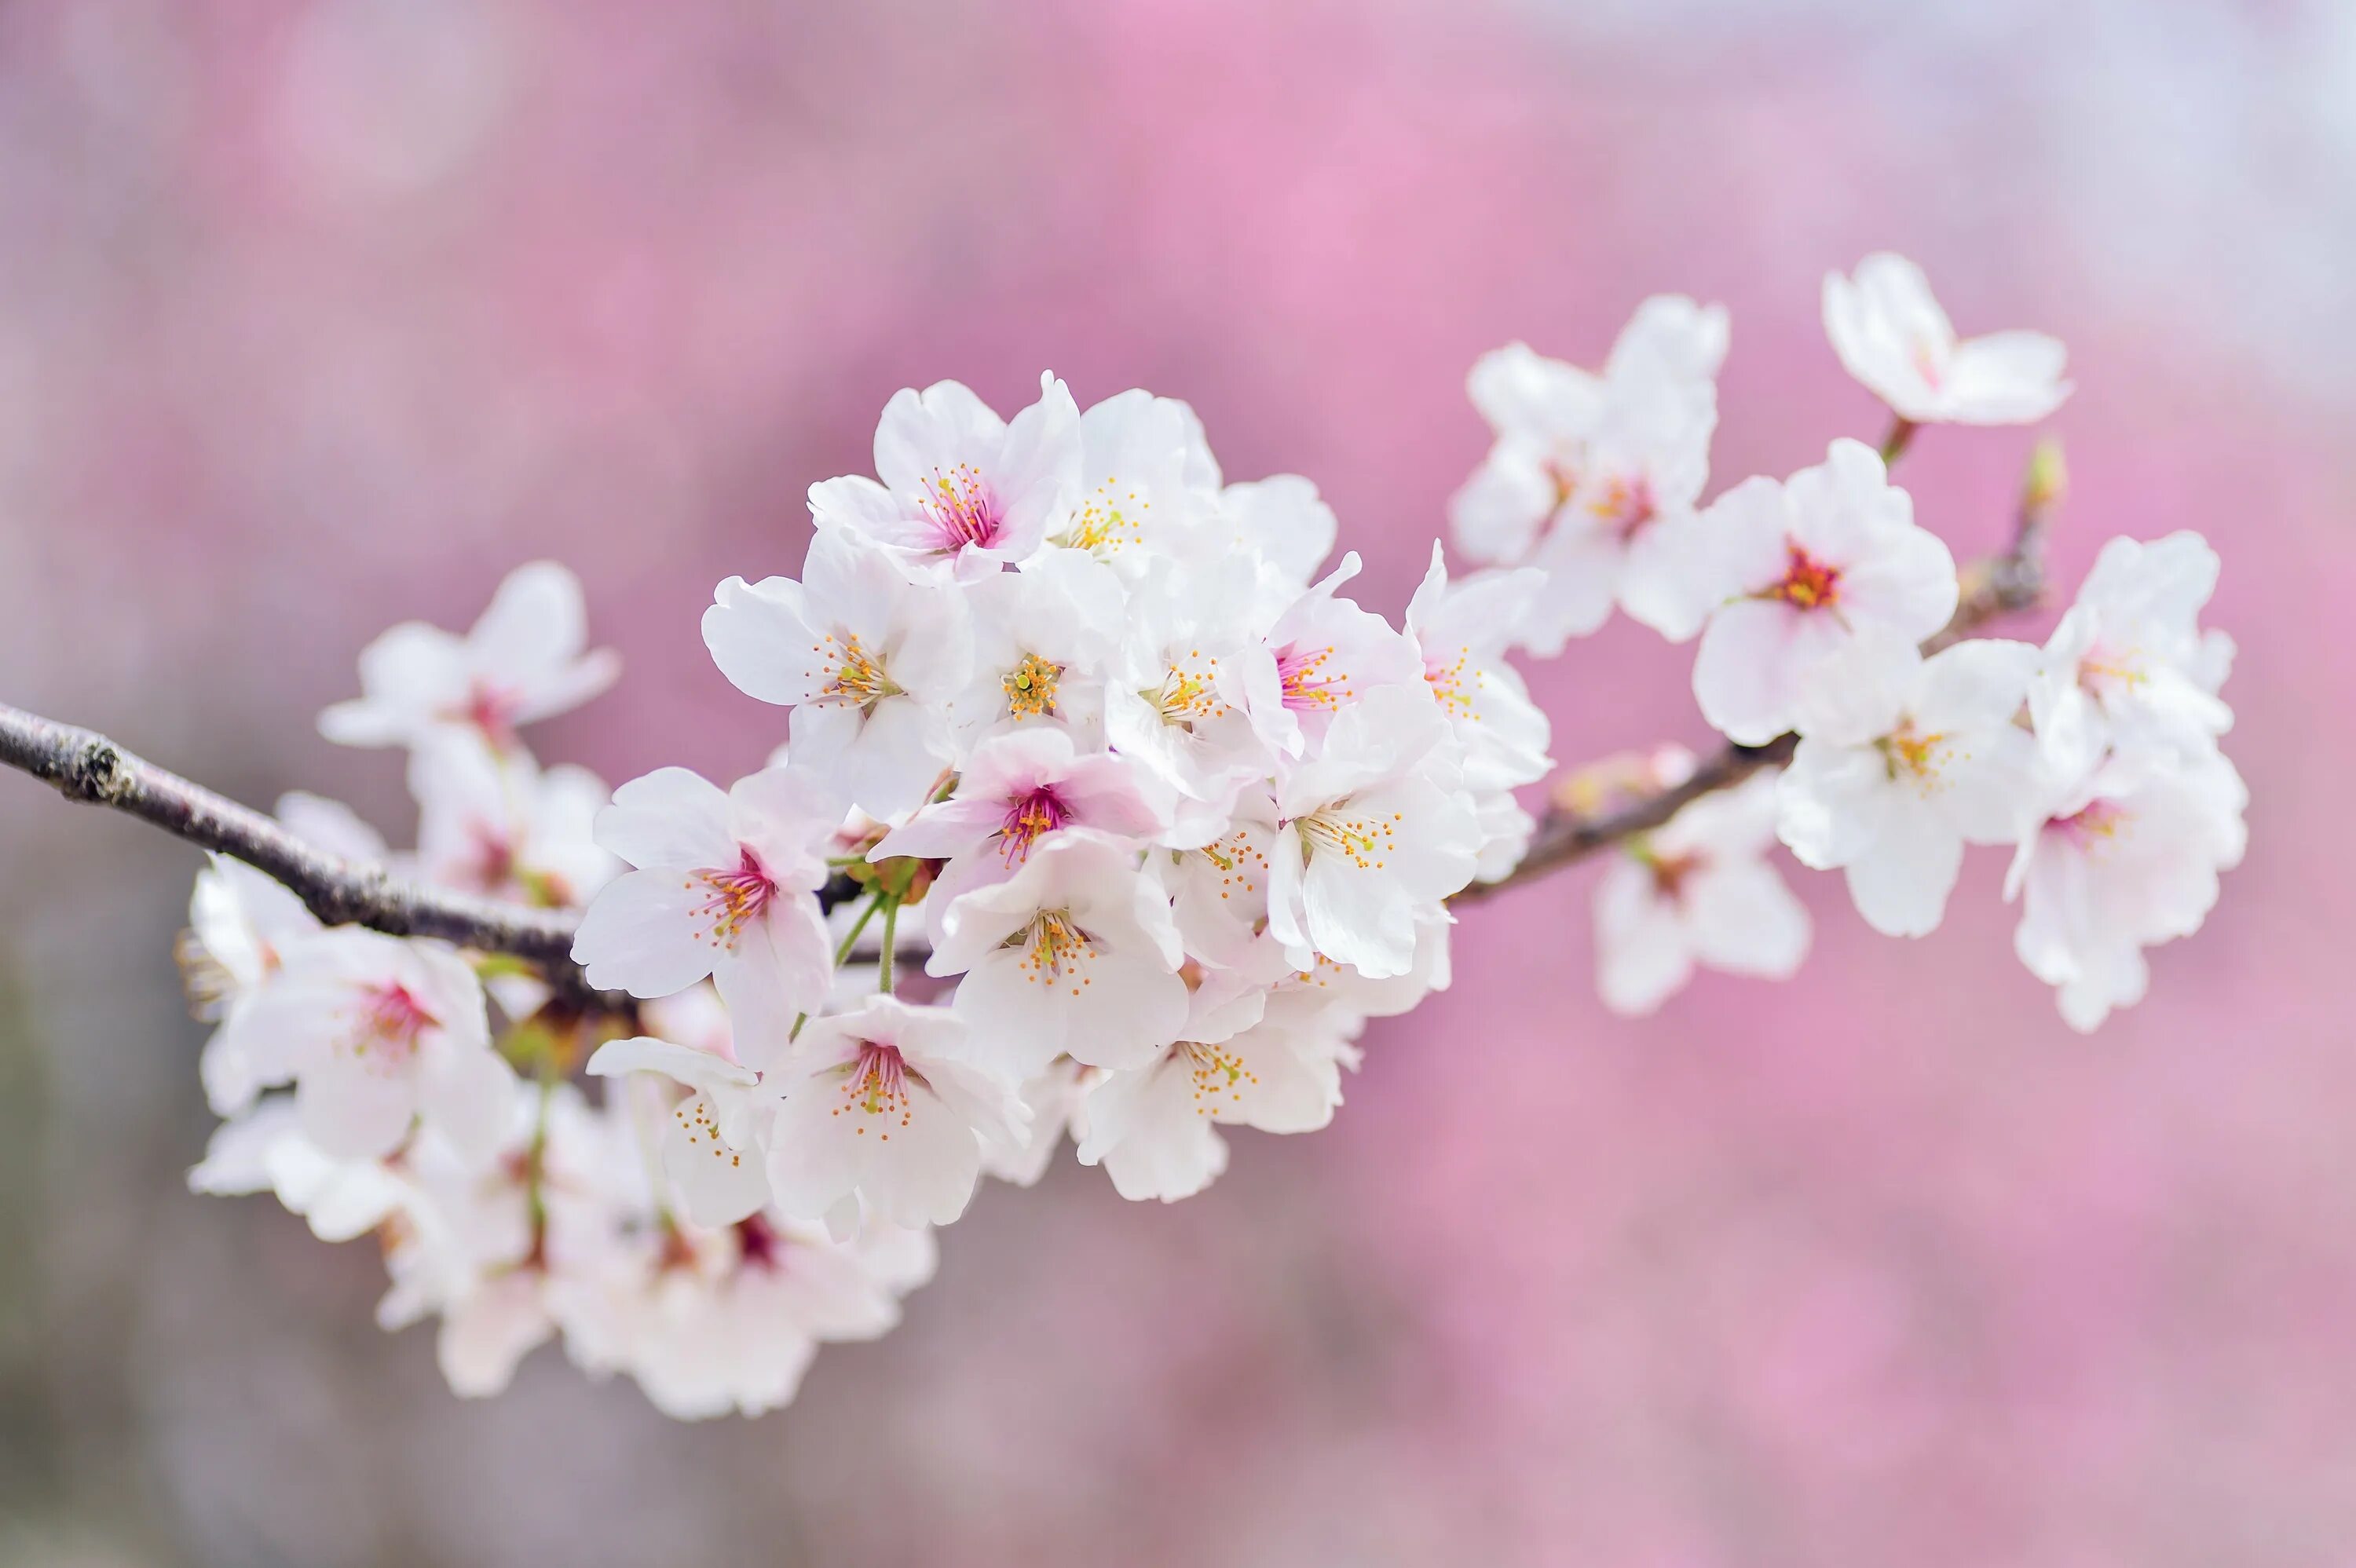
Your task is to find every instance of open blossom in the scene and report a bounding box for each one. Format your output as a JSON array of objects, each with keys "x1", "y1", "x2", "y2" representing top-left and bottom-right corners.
[
  {"x1": 1450, "y1": 296, "x2": 1729, "y2": 650},
  {"x1": 409, "y1": 733, "x2": 617, "y2": 908},
  {"x1": 570, "y1": 765, "x2": 837, "y2": 1044},
  {"x1": 1689, "y1": 438, "x2": 1959, "y2": 746},
  {"x1": 1823, "y1": 253, "x2": 2071, "y2": 425},
  {"x1": 319, "y1": 561, "x2": 620, "y2": 752},
  {"x1": 1404, "y1": 544, "x2": 1553, "y2": 794},
  {"x1": 2029, "y1": 531, "x2": 2235, "y2": 780},
  {"x1": 945, "y1": 548, "x2": 1124, "y2": 755},
  {"x1": 1103, "y1": 552, "x2": 1275, "y2": 841},
  {"x1": 1045, "y1": 387, "x2": 1221, "y2": 570},
  {"x1": 1777, "y1": 634, "x2": 2046, "y2": 938},
  {"x1": 2007, "y1": 748, "x2": 2247, "y2": 1032},
  {"x1": 214, "y1": 927, "x2": 512, "y2": 1161},
  {"x1": 1077, "y1": 984, "x2": 1352, "y2": 1203},
  {"x1": 930, "y1": 831, "x2": 1191, "y2": 1076},
  {"x1": 703, "y1": 531, "x2": 970, "y2": 817},
  {"x1": 1217, "y1": 473, "x2": 1339, "y2": 591},
  {"x1": 1594, "y1": 767, "x2": 1811, "y2": 1016},
  {"x1": 586, "y1": 1034, "x2": 775, "y2": 1226},
  {"x1": 1226, "y1": 552, "x2": 1425, "y2": 759},
  {"x1": 1268, "y1": 685, "x2": 1483, "y2": 979},
  {"x1": 811, "y1": 374, "x2": 1081, "y2": 583},
  {"x1": 871, "y1": 726, "x2": 1167, "y2": 927},
  {"x1": 761, "y1": 995, "x2": 1026, "y2": 1231}
]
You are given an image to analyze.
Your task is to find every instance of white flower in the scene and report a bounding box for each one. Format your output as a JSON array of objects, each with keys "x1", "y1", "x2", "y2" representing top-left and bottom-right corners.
[
  {"x1": 569, "y1": 765, "x2": 837, "y2": 1046},
  {"x1": 871, "y1": 726, "x2": 1167, "y2": 930},
  {"x1": 1823, "y1": 253, "x2": 2070, "y2": 425},
  {"x1": 811, "y1": 374, "x2": 1081, "y2": 583},
  {"x1": 1076, "y1": 986, "x2": 1348, "y2": 1203},
  {"x1": 1267, "y1": 685, "x2": 1483, "y2": 979},
  {"x1": 585, "y1": 1034, "x2": 774, "y2": 1226},
  {"x1": 981, "y1": 1057, "x2": 1092, "y2": 1187},
  {"x1": 408, "y1": 733, "x2": 618, "y2": 909},
  {"x1": 211, "y1": 927, "x2": 511, "y2": 1161},
  {"x1": 2029, "y1": 532, "x2": 2235, "y2": 780},
  {"x1": 1044, "y1": 388, "x2": 1223, "y2": 571},
  {"x1": 1403, "y1": 544, "x2": 1553, "y2": 791},
  {"x1": 1450, "y1": 296, "x2": 1729, "y2": 649},
  {"x1": 1593, "y1": 769, "x2": 1811, "y2": 1015},
  {"x1": 762, "y1": 995, "x2": 1026, "y2": 1230},
  {"x1": 2005, "y1": 748, "x2": 2247, "y2": 1032},
  {"x1": 944, "y1": 546, "x2": 1125, "y2": 755},
  {"x1": 929, "y1": 832, "x2": 1190, "y2": 1076},
  {"x1": 1226, "y1": 552, "x2": 1425, "y2": 759},
  {"x1": 1103, "y1": 552, "x2": 1278, "y2": 842},
  {"x1": 319, "y1": 561, "x2": 620, "y2": 751},
  {"x1": 1689, "y1": 439, "x2": 1959, "y2": 745},
  {"x1": 1777, "y1": 634, "x2": 2045, "y2": 938},
  {"x1": 702, "y1": 531, "x2": 971, "y2": 817}
]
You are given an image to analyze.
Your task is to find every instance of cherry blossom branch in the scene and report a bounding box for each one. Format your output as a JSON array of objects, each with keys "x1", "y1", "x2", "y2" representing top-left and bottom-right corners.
[{"x1": 1453, "y1": 439, "x2": 2061, "y2": 906}]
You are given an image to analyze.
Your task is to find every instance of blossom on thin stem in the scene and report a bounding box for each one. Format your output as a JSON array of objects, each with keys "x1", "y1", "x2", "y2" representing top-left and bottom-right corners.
[{"x1": 1824, "y1": 253, "x2": 2071, "y2": 426}]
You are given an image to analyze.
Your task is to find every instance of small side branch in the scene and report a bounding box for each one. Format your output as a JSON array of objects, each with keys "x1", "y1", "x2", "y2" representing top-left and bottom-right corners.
[{"x1": 1456, "y1": 440, "x2": 2060, "y2": 905}]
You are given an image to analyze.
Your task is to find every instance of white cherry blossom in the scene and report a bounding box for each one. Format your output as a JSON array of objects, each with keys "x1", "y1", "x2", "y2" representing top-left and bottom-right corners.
[
  {"x1": 1403, "y1": 543, "x2": 1553, "y2": 792},
  {"x1": 1044, "y1": 387, "x2": 1221, "y2": 571},
  {"x1": 929, "y1": 831, "x2": 1190, "y2": 1076},
  {"x1": 703, "y1": 531, "x2": 970, "y2": 817},
  {"x1": 319, "y1": 561, "x2": 620, "y2": 752},
  {"x1": 1778, "y1": 634, "x2": 2045, "y2": 937},
  {"x1": 1217, "y1": 473, "x2": 1338, "y2": 589},
  {"x1": 810, "y1": 374, "x2": 1081, "y2": 583},
  {"x1": 212, "y1": 927, "x2": 511, "y2": 1161},
  {"x1": 1103, "y1": 552, "x2": 1277, "y2": 842},
  {"x1": 569, "y1": 765, "x2": 837, "y2": 1047},
  {"x1": 1689, "y1": 438, "x2": 1959, "y2": 745},
  {"x1": 2029, "y1": 531, "x2": 2235, "y2": 780},
  {"x1": 1824, "y1": 253, "x2": 2069, "y2": 426},
  {"x1": 1267, "y1": 685, "x2": 1482, "y2": 979},
  {"x1": 1076, "y1": 985, "x2": 1354, "y2": 1203},
  {"x1": 1594, "y1": 768, "x2": 1811, "y2": 1016},
  {"x1": 586, "y1": 1034, "x2": 774, "y2": 1226},
  {"x1": 408, "y1": 732, "x2": 618, "y2": 909},
  {"x1": 1226, "y1": 552, "x2": 1425, "y2": 759},
  {"x1": 762, "y1": 995, "x2": 1026, "y2": 1230},
  {"x1": 944, "y1": 546, "x2": 1124, "y2": 755},
  {"x1": 2006, "y1": 747, "x2": 2247, "y2": 1032},
  {"x1": 1451, "y1": 296, "x2": 1729, "y2": 649}
]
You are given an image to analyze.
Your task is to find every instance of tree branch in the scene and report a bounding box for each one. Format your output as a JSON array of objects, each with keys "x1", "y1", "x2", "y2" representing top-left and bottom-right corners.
[
  {"x1": 1454, "y1": 439, "x2": 2061, "y2": 905},
  {"x1": 0, "y1": 443, "x2": 2059, "y2": 988}
]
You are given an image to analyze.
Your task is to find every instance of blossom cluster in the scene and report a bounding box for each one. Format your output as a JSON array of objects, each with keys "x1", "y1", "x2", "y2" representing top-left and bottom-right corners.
[
  {"x1": 1454, "y1": 253, "x2": 2241, "y2": 1028},
  {"x1": 174, "y1": 253, "x2": 2243, "y2": 1418}
]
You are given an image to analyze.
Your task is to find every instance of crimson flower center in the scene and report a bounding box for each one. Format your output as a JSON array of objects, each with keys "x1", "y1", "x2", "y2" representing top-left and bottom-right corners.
[
  {"x1": 1767, "y1": 544, "x2": 1842, "y2": 610},
  {"x1": 999, "y1": 787, "x2": 1069, "y2": 864},
  {"x1": 690, "y1": 849, "x2": 777, "y2": 949},
  {"x1": 920, "y1": 463, "x2": 1004, "y2": 551}
]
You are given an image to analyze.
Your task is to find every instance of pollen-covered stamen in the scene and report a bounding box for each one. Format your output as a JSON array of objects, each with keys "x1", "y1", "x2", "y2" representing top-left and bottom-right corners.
[
  {"x1": 1763, "y1": 544, "x2": 1842, "y2": 610},
  {"x1": 1191, "y1": 829, "x2": 1268, "y2": 903},
  {"x1": 347, "y1": 981, "x2": 437, "y2": 1069},
  {"x1": 686, "y1": 850, "x2": 777, "y2": 952},
  {"x1": 1275, "y1": 641, "x2": 1350, "y2": 714},
  {"x1": 1061, "y1": 474, "x2": 1150, "y2": 555},
  {"x1": 1002, "y1": 652, "x2": 1065, "y2": 721},
  {"x1": 1148, "y1": 650, "x2": 1227, "y2": 729},
  {"x1": 1586, "y1": 471, "x2": 1657, "y2": 539},
  {"x1": 1295, "y1": 803, "x2": 1400, "y2": 872},
  {"x1": 918, "y1": 462, "x2": 1005, "y2": 552},
  {"x1": 673, "y1": 1092, "x2": 748, "y2": 1173},
  {"x1": 803, "y1": 629, "x2": 902, "y2": 712},
  {"x1": 2076, "y1": 642, "x2": 2150, "y2": 700},
  {"x1": 1175, "y1": 1039, "x2": 1260, "y2": 1118},
  {"x1": 998, "y1": 787, "x2": 1069, "y2": 864},
  {"x1": 2052, "y1": 799, "x2": 2131, "y2": 852},
  {"x1": 1004, "y1": 909, "x2": 1100, "y2": 995},
  {"x1": 1877, "y1": 719, "x2": 1955, "y2": 789},
  {"x1": 1425, "y1": 643, "x2": 1477, "y2": 720},
  {"x1": 828, "y1": 1040, "x2": 920, "y2": 1139}
]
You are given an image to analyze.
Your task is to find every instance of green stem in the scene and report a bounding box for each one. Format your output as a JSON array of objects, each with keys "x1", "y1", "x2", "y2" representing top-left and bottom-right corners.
[
  {"x1": 832, "y1": 894, "x2": 883, "y2": 968},
  {"x1": 876, "y1": 897, "x2": 900, "y2": 995},
  {"x1": 1879, "y1": 415, "x2": 1918, "y2": 466}
]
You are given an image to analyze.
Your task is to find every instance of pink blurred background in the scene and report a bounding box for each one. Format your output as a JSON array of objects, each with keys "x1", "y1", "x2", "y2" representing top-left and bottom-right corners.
[{"x1": 2, "y1": 1, "x2": 2351, "y2": 1563}]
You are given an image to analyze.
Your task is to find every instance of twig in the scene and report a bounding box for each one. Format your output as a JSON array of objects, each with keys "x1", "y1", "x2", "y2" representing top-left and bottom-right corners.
[{"x1": 1454, "y1": 437, "x2": 2061, "y2": 905}]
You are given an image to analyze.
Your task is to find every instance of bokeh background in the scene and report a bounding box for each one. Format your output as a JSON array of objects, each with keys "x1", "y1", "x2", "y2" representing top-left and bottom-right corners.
[{"x1": 1, "y1": 1, "x2": 2351, "y2": 1563}]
